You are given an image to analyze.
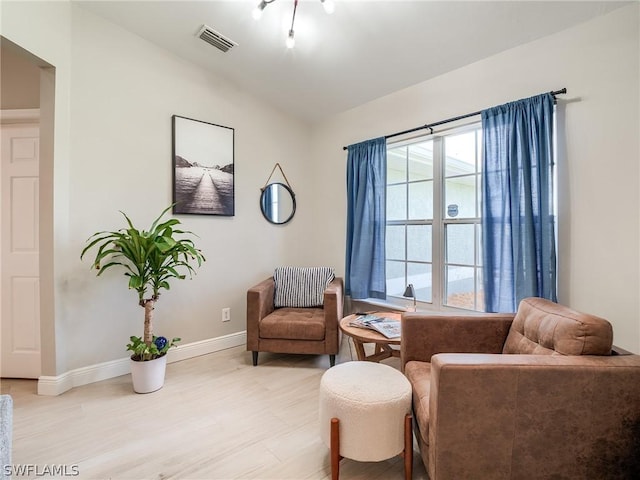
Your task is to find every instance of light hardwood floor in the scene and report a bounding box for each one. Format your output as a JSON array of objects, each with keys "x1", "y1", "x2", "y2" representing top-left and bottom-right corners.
[{"x1": 1, "y1": 338, "x2": 429, "y2": 480}]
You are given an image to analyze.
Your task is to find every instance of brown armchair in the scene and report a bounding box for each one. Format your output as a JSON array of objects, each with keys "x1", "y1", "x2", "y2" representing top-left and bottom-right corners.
[
  {"x1": 401, "y1": 297, "x2": 640, "y2": 480},
  {"x1": 246, "y1": 275, "x2": 343, "y2": 367}
]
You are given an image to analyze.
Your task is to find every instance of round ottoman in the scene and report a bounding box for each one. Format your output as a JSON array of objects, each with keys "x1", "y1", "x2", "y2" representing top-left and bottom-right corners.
[{"x1": 319, "y1": 361, "x2": 413, "y2": 480}]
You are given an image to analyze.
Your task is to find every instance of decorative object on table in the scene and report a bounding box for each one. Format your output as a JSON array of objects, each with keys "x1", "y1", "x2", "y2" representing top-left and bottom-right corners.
[
  {"x1": 172, "y1": 115, "x2": 234, "y2": 216},
  {"x1": 339, "y1": 313, "x2": 402, "y2": 363},
  {"x1": 81, "y1": 205, "x2": 205, "y2": 393},
  {"x1": 260, "y1": 163, "x2": 296, "y2": 225},
  {"x1": 348, "y1": 314, "x2": 401, "y2": 339},
  {"x1": 403, "y1": 283, "x2": 416, "y2": 312}
]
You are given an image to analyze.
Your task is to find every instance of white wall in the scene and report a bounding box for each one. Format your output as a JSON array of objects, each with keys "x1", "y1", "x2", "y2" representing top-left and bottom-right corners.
[
  {"x1": 62, "y1": 5, "x2": 318, "y2": 371},
  {"x1": 310, "y1": 4, "x2": 640, "y2": 352},
  {"x1": 2, "y1": 2, "x2": 316, "y2": 374}
]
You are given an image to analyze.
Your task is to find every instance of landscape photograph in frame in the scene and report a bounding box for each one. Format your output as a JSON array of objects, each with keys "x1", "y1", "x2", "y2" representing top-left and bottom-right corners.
[{"x1": 172, "y1": 115, "x2": 235, "y2": 216}]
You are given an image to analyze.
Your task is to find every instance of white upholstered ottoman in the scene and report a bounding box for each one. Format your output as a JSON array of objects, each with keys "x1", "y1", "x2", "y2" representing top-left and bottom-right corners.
[{"x1": 319, "y1": 361, "x2": 413, "y2": 480}]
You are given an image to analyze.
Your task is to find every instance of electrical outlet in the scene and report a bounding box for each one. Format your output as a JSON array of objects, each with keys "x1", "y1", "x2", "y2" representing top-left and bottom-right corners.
[{"x1": 222, "y1": 307, "x2": 231, "y2": 322}]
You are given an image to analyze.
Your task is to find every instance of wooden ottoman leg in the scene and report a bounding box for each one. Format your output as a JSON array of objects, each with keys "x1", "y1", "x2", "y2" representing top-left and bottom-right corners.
[
  {"x1": 330, "y1": 417, "x2": 341, "y2": 480},
  {"x1": 403, "y1": 413, "x2": 413, "y2": 480}
]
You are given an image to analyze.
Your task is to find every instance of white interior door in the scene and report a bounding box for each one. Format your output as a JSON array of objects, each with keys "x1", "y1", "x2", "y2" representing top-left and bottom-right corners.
[{"x1": 0, "y1": 122, "x2": 41, "y2": 378}]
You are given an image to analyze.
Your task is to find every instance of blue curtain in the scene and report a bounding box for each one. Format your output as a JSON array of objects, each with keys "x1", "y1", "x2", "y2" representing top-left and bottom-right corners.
[
  {"x1": 481, "y1": 93, "x2": 557, "y2": 312},
  {"x1": 345, "y1": 137, "x2": 387, "y2": 299}
]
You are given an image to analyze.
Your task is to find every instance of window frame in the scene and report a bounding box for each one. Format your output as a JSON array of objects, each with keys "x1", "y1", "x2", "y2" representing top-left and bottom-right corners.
[{"x1": 386, "y1": 122, "x2": 484, "y2": 312}]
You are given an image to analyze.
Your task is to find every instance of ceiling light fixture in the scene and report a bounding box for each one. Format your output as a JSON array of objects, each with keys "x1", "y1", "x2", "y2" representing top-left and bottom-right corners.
[
  {"x1": 252, "y1": 0, "x2": 272, "y2": 20},
  {"x1": 286, "y1": 0, "x2": 298, "y2": 49},
  {"x1": 253, "y1": 0, "x2": 335, "y2": 48},
  {"x1": 320, "y1": 0, "x2": 335, "y2": 15}
]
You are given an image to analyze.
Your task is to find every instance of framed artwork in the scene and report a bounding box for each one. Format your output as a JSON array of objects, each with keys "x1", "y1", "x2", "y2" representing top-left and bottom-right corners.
[{"x1": 172, "y1": 115, "x2": 235, "y2": 216}]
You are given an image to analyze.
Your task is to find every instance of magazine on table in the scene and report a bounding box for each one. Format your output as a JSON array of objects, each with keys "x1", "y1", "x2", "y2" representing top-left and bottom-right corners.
[{"x1": 348, "y1": 314, "x2": 401, "y2": 339}]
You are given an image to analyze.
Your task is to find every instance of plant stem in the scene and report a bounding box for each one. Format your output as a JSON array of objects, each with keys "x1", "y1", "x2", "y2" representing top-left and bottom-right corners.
[{"x1": 143, "y1": 299, "x2": 155, "y2": 346}]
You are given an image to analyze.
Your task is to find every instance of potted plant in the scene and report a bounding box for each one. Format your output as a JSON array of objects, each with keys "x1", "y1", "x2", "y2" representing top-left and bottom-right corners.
[{"x1": 81, "y1": 205, "x2": 205, "y2": 393}]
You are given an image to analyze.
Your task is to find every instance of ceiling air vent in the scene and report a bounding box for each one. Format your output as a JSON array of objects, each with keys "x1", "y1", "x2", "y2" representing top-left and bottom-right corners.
[{"x1": 197, "y1": 25, "x2": 237, "y2": 53}]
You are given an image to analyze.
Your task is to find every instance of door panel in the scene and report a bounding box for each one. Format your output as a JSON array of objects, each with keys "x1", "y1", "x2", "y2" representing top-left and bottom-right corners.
[
  {"x1": 11, "y1": 176, "x2": 39, "y2": 251},
  {"x1": 1, "y1": 123, "x2": 40, "y2": 378}
]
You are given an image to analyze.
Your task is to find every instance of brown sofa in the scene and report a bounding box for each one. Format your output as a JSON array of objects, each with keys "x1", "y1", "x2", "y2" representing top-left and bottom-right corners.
[
  {"x1": 401, "y1": 297, "x2": 640, "y2": 480},
  {"x1": 246, "y1": 276, "x2": 343, "y2": 367}
]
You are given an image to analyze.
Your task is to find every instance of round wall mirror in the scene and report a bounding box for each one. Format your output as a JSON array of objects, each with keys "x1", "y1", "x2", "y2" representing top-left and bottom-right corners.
[{"x1": 260, "y1": 182, "x2": 296, "y2": 225}]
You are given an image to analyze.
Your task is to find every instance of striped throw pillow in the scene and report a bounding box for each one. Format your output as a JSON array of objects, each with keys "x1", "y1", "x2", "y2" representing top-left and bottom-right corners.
[{"x1": 273, "y1": 267, "x2": 335, "y2": 308}]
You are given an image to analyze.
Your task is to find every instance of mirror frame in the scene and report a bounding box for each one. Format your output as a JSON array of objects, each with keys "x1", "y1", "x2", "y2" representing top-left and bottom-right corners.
[{"x1": 260, "y1": 182, "x2": 296, "y2": 225}]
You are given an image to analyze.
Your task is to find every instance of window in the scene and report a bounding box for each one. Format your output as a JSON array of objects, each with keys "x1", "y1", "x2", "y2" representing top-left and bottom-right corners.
[{"x1": 386, "y1": 125, "x2": 484, "y2": 311}]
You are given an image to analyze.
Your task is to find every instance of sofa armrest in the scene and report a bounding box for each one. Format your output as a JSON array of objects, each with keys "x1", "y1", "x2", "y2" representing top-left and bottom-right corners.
[
  {"x1": 246, "y1": 277, "x2": 275, "y2": 349},
  {"x1": 400, "y1": 312, "x2": 514, "y2": 369},
  {"x1": 427, "y1": 353, "x2": 640, "y2": 479},
  {"x1": 0, "y1": 395, "x2": 12, "y2": 475},
  {"x1": 323, "y1": 277, "x2": 344, "y2": 352}
]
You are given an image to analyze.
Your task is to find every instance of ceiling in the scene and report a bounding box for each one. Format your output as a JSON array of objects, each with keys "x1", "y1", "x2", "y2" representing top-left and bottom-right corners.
[{"x1": 74, "y1": 0, "x2": 628, "y2": 124}]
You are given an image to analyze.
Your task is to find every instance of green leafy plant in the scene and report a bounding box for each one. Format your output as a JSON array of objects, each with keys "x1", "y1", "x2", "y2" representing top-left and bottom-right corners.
[
  {"x1": 81, "y1": 205, "x2": 205, "y2": 361},
  {"x1": 126, "y1": 335, "x2": 181, "y2": 361}
]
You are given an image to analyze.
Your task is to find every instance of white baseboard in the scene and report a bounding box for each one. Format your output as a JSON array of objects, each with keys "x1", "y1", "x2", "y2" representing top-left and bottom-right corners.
[{"x1": 37, "y1": 331, "x2": 247, "y2": 396}]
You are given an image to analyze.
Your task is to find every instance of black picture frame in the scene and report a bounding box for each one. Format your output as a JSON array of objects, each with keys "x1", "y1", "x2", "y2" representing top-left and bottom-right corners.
[{"x1": 172, "y1": 115, "x2": 235, "y2": 216}]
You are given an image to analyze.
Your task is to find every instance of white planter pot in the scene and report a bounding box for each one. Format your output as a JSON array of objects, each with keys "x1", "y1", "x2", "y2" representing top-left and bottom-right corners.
[{"x1": 130, "y1": 355, "x2": 167, "y2": 393}]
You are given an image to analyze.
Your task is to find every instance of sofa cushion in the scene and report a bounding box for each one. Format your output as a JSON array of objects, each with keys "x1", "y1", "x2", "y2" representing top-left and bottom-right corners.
[
  {"x1": 273, "y1": 266, "x2": 335, "y2": 308},
  {"x1": 404, "y1": 360, "x2": 431, "y2": 446},
  {"x1": 502, "y1": 297, "x2": 613, "y2": 355},
  {"x1": 259, "y1": 307, "x2": 326, "y2": 341}
]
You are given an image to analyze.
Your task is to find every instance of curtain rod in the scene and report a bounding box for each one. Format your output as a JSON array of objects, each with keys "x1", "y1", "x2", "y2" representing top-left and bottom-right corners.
[{"x1": 342, "y1": 88, "x2": 567, "y2": 150}]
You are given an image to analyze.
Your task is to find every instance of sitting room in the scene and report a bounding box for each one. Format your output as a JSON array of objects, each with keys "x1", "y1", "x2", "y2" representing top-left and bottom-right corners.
[{"x1": 1, "y1": 1, "x2": 639, "y2": 479}]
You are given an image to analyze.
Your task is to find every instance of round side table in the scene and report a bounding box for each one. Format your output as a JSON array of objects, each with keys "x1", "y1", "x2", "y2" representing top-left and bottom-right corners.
[{"x1": 339, "y1": 312, "x2": 402, "y2": 362}]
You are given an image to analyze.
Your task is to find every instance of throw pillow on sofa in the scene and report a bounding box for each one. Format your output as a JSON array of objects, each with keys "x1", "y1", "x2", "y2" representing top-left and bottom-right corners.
[{"x1": 274, "y1": 266, "x2": 335, "y2": 308}]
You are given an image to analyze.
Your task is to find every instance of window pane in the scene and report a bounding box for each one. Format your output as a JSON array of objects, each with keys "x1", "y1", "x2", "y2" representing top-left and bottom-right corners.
[
  {"x1": 476, "y1": 174, "x2": 482, "y2": 216},
  {"x1": 387, "y1": 146, "x2": 407, "y2": 184},
  {"x1": 386, "y1": 260, "x2": 406, "y2": 297},
  {"x1": 408, "y1": 262, "x2": 432, "y2": 303},
  {"x1": 476, "y1": 268, "x2": 485, "y2": 312},
  {"x1": 446, "y1": 224, "x2": 474, "y2": 265},
  {"x1": 476, "y1": 224, "x2": 483, "y2": 266},
  {"x1": 445, "y1": 175, "x2": 476, "y2": 218},
  {"x1": 408, "y1": 142, "x2": 433, "y2": 181},
  {"x1": 407, "y1": 225, "x2": 431, "y2": 262},
  {"x1": 387, "y1": 184, "x2": 406, "y2": 221},
  {"x1": 386, "y1": 225, "x2": 405, "y2": 261},
  {"x1": 445, "y1": 131, "x2": 476, "y2": 177},
  {"x1": 445, "y1": 265, "x2": 475, "y2": 309},
  {"x1": 408, "y1": 181, "x2": 433, "y2": 220}
]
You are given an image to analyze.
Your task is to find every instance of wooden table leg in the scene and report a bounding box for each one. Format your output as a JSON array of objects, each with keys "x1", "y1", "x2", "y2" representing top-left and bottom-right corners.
[{"x1": 352, "y1": 339, "x2": 367, "y2": 361}]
